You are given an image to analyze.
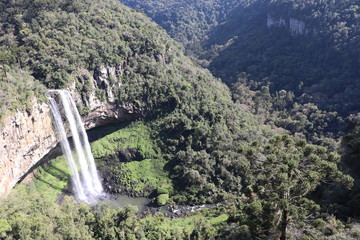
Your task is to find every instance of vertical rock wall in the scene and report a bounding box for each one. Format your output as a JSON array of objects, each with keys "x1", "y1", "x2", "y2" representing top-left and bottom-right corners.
[
  {"x1": 267, "y1": 14, "x2": 309, "y2": 35},
  {"x1": 0, "y1": 99, "x2": 57, "y2": 198}
]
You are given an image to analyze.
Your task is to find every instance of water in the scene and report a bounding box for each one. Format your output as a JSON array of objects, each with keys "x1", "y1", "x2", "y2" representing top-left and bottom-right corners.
[
  {"x1": 48, "y1": 90, "x2": 103, "y2": 203},
  {"x1": 97, "y1": 195, "x2": 149, "y2": 211}
]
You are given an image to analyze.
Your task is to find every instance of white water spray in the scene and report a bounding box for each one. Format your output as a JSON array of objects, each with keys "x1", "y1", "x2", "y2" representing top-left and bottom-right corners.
[{"x1": 48, "y1": 90, "x2": 103, "y2": 202}]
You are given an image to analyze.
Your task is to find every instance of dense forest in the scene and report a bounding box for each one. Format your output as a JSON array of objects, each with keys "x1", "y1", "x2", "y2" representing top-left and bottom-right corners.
[
  {"x1": 0, "y1": 0, "x2": 360, "y2": 239},
  {"x1": 207, "y1": 0, "x2": 360, "y2": 117},
  {"x1": 120, "y1": 0, "x2": 241, "y2": 54},
  {"x1": 122, "y1": 0, "x2": 360, "y2": 141}
]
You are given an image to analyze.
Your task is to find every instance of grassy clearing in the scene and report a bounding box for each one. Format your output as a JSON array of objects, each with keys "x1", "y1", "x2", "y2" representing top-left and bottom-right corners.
[
  {"x1": 209, "y1": 213, "x2": 228, "y2": 225},
  {"x1": 91, "y1": 121, "x2": 173, "y2": 196},
  {"x1": 7, "y1": 155, "x2": 71, "y2": 204},
  {"x1": 31, "y1": 156, "x2": 71, "y2": 202},
  {"x1": 91, "y1": 121, "x2": 159, "y2": 160},
  {"x1": 140, "y1": 211, "x2": 229, "y2": 235},
  {"x1": 119, "y1": 158, "x2": 172, "y2": 194}
]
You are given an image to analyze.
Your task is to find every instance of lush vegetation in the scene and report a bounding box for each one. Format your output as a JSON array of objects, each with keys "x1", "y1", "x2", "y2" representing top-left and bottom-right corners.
[
  {"x1": 207, "y1": 0, "x2": 360, "y2": 115},
  {"x1": 231, "y1": 74, "x2": 346, "y2": 145},
  {"x1": 0, "y1": 0, "x2": 271, "y2": 205},
  {"x1": 1, "y1": 0, "x2": 359, "y2": 239},
  {"x1": 120, "y1": 0, "x2": 240, "y2": 54},
  {"x1": 0, "y1": 180, "x2": 228, "y2": 240},
  {"x1": 0, "y1": 127, "x2": 228, "y2": 239},
  {"x1": 122, "y1": 0, "x2": 360, "y2": 139},
  {"x1": 0, "y1": 68, "x2": 45, "y2": 122},
  {"x1": 91, "y1": 121, "x2": 172, "y2": 202}
]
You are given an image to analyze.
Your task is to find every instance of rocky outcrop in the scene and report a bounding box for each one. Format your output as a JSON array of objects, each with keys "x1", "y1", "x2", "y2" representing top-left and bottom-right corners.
[
  {"x1": 267, "y1": 15, "x2": 286, "y2": 28},
  {"x1": 267, "y1": 14, "x2": 310, "y2": 35},
  {"x1": 289, "y1": 18, "x2": 308, "y2": 35},
  {"x1": 75, "y1": 65, "x2": 145, "y2": 128},
  {"x1": 84, "y1": 102, "x2": 144, "y2": 129},
  {"x1": 94, "y1": 65, "x2": 123, "y2": 103},
  {"x1": 0, "y1": 65, "x2": 145, "y2": 199}
]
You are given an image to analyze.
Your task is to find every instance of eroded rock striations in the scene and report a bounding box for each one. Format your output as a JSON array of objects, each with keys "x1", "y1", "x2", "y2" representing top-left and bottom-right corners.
[{"x1": 0, "y1": 98, "x2": 57, "y2": 198}]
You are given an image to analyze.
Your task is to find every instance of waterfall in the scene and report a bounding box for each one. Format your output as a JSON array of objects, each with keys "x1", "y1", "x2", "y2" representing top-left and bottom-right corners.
[{"x1": 48, "y1": 90, "x2": 103, "y2": 202}]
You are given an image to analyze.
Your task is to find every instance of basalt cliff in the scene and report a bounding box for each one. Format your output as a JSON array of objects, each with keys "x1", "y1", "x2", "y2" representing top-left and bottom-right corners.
[{"x1": 0, "y1": 98, "x2": 56, "y2": 198}]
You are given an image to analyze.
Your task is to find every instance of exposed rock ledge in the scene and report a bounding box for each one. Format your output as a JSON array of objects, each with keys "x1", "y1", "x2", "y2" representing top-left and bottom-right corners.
[
  {"x1": 84, "y1": 102, "x2": 144, "y2": 129},
  {"x1": 267, "y1": 14, "x2": 310, "y2": 35}
]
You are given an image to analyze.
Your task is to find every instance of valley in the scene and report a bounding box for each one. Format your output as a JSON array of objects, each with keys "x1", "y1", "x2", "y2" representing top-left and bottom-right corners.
[{"x1": 1, "y1": 0, "x2": 360, "y2": 239}]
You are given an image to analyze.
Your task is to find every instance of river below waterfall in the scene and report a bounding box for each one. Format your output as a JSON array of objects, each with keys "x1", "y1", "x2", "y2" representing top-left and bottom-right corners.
[
  {"x1": 87, "y1": 193, "x2": 219, "y2": 218},
  {"x1": 96, "y1": 194, "x2": 150, "y2": 211}
]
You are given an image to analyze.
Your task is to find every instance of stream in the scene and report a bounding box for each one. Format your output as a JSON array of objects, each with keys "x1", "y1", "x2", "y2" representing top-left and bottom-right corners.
[
  {"x1": 92, "y1": 193, "x2": 219, "y2": 218},
  {"x1": 96, "y1": 194, "x2": 150, "y2": 211}
]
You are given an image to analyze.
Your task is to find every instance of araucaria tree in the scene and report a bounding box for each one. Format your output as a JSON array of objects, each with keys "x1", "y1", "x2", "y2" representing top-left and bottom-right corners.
[{"x1": 244, "y1": 135, "x2": 353, "y2": 239}]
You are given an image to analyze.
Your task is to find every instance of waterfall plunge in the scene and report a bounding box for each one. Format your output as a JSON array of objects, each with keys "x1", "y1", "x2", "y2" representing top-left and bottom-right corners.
[{"x1": 48, "y1": 90, "x2": 103, "y2": 203}]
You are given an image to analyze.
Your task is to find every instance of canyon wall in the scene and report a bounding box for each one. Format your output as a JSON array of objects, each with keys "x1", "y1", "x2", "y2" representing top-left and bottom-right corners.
[{"x1": 0, "y1": 99, "x2": 57, "y2": 198}]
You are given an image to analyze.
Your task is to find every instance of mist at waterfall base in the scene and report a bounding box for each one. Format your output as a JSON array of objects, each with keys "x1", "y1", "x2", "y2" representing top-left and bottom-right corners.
[{"x1": 48, "y1": 90, "x2": 104, "y2": 203}]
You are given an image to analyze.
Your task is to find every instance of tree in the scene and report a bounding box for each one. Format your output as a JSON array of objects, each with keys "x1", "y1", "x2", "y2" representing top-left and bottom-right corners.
[
  {"x1": 0, "y1": 50, "x2": 15, "y2": 79},
  {"x1": 247, "y1": 135, "x2": 353, "y2": 239},
  {"x1": 0, "y1": 219, "x2": 12, "y2": 238}
]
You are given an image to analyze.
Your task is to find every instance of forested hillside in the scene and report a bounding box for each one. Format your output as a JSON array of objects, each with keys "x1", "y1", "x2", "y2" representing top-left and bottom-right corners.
[
  {"x1": 208, "y1": 0, "x2": 360, "y2": 114},
  {"x1": 0, "y1": 0, "x2": 359, "y2": 239},
  {"x1": 121, "y1": 0, "x2": 360, "y2": 141},
  {"x1": 120, "y1": 0, "x2": 241, "y2": 54}
]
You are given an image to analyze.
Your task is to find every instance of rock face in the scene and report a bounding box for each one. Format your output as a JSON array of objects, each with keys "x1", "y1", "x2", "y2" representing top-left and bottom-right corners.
[
  {"x1": 267, "y1": 14, "x2": 286, "y2": 28},
  {"x1": 84, "y1": 102, "x2": 144, "y2": 129},
  {"x1": 94, "y1": 65, "x2": 123, "y2": 103},
  {"x1": 267, "y1": 14, "x2": 309, "y2": 35},
  {"x1": 0, "y1": 99, "x2": 57, "y2": 198},
  {"x1": 289, "y1": 18, "x2": 308, "y2": 35},
  {"x1": 0, "y1": 66, "x2": 144, "y2": 199}
]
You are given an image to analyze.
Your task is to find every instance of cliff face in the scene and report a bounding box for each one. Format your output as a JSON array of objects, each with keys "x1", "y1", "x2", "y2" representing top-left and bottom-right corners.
[
  {"x1": 267, "y1": 14, "x2": 310, "y2": 35},
  {"x1": 84, "y1": 102, "x2": 144, "y2": 129},
  {"x1": 0, "y1": 66, "x2": 144, "y2": 199},
  {"x1": 0, "y1": 99, "x2": 57, "y2": 198},
  {"x1": 75, "y1": 66, "x2": 145, "y2": 129}
]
